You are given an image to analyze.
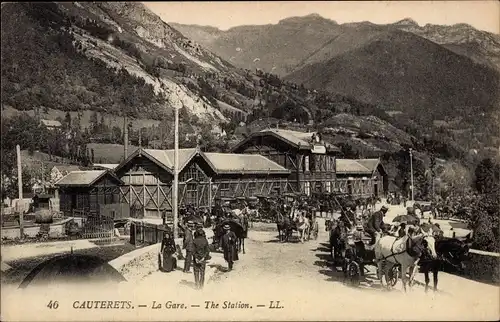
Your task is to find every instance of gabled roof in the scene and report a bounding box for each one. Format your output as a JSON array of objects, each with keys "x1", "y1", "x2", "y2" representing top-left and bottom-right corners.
[
  {"x1": 114, "y1": 147, "x2": 203, "y2": 175},
  {"x1": 231, "y1": 129, "x2": 340, "y2": 153},
  {"x1": 203, "y1": 153, "x2": 290, "y2": 175},
  {"x1": 114, "y1": 147, "x2": 290, "y2": 176},
  {"x1": 55, "y1": 170, "x2": 123, "y2": 187},
  {"x1": 92, "y1": 164, "x2": 119, "y2": 170},
  {"x1": 356, "y1": 159, "x2": 380, "y2": 172},
  {"x1": 144, "y1": 148, "x2": 198, "y2": 170},
  {"x1": 336, "y1": 158, "x2": 386, "y2": 176}
]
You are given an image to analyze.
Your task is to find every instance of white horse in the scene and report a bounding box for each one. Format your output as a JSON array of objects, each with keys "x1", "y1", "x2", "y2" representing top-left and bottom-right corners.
[
  {"x1": 295, "y1": 213, "x2": 310, "y2": 243},
  {"x1": 374, "y1": 228, "x2": 437, "y2": 291},
  {"x1": 242, "y1": 206, "x2": 258, "y2": 228}
]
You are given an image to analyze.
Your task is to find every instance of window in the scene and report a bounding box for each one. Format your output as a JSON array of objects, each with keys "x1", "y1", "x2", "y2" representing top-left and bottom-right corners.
[
  {"x1": 219, "y1": 183, "x2": 230, "y2": 191},
  {"x1": 180, "y1": 163, "x2": 206, "y2": 182},
  {"x1": 304, "y1": 156, "x2": 310, "y2": 172},
  {"x1": 304, "y1": 181, "x2": 311, "y2": 196},
  {"x1": 310, "y1": 156, "x2": 316, "y2": 172},
  {"x1": 326, "y1": 181, "x2": 331, "y2": 193},
  {"x1": 347, "y1": 180, "x2": 353, "y2": 195},
  {"x1": 248, "y1": 182, "x2": 256, "y2": 195}
]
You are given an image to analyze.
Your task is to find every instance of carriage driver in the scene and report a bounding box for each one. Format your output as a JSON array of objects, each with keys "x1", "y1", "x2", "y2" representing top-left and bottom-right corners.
[{"x1": 365, "y1": 205, "x2": 389, "y2": 245}]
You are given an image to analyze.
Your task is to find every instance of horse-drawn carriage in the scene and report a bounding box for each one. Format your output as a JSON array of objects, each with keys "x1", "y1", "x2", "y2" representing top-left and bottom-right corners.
[
  {"x1": 328, "y1": 218, "x2": 400, "y2": 287},
  {"x1": 342, "y1": 226, "x2": 400, "y2": 287},
  {"x1": 211, "y1": 216, "x2": 248, "y2": 254}
]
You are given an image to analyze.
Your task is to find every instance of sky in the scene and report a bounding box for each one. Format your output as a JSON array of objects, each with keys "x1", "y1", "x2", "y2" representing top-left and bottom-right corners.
[{"x1": 144, "y1": 1, "x2": 499, "y2": 34}]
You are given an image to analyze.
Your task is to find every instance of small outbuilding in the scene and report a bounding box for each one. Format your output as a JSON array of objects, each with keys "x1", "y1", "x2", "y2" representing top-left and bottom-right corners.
[{"x1": 55, "y1": 170, "x2": 123, "y2": 217}]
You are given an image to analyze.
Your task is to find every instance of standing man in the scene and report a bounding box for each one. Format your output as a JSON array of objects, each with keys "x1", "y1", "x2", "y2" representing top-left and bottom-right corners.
[
  {"x1": 192, "y1": 225, "x2": 210, "y2": 289},
  {"x1": 365, "y1": 205, "x2": 389, "y2": 245},
  {"x1": 178, "y1": 220, "x2": 195, "y2": 273},
  {"x1": 220, "y1": 224, "x2": 237, "y2": 271}
]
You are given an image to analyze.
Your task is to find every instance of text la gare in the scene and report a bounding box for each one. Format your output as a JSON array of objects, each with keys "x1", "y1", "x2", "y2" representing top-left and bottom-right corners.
[{"x1": 152, "y1": 301, "x2": 186, "y2": 309}]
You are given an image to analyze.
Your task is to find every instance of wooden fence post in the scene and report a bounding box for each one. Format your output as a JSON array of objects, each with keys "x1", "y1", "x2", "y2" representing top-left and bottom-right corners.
[{"x1": 141, "y1": 221, "x2": 145, "y2": 245}]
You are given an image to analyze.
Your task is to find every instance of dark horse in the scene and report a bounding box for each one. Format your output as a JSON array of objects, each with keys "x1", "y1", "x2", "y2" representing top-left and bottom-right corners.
[
  {"x1": 275, "y1": 208, "x2": 293, "y2": 242},
  {"x1": 329, "y1": 220, "x2": 348, "y2": 262},
  {"x1": 238, "y1": 213, "x2": 249, "y2": 254},
  {"x1": 419, "y1": 237, "x2": 470, "y2": 292}
]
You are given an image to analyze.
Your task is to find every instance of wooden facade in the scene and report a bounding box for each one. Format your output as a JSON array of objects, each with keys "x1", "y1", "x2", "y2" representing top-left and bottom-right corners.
[
  {"x1": 335, "y1": 159, "x2": 388, "y2": 197},
  {"x1": 231, "y1": 129, "x2": 341, "y2": 195},
  {"x1": 113, "y1": 148, "x2": 290, "y2": 220},
  {"x1": 56, "y1": 170, "x2": 123, "y2": 217}
]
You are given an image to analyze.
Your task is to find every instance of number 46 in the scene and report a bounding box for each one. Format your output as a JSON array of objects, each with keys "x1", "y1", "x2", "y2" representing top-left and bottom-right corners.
[{"x1": 47, "y1": 300, "x2": 59, "y2": 309}]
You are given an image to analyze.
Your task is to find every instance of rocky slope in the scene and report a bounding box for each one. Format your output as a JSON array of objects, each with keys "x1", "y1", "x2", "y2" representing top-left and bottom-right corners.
[{"x1": 0, "y1": 1, "x2": 240, "y2": 133}]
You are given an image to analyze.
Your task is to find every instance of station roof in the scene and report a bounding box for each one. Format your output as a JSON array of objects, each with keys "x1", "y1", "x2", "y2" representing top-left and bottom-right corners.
[
  {"x1": 231, "y1": 129, "x2": 340, "y2": 153},
  {"x1": 335, "y1": 158, "x2": 386, "y2": 176},
  {"x1": 55, "y1": 170, "x2": 123, "y2": 187},
  {"x1": 114, "y1": 148, "x2": 289, "y2": 176}
]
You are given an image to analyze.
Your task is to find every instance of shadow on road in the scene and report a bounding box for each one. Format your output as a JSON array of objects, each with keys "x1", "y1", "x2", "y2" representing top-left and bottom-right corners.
[
  {"x1": 208, "y1": 263, "x2": 228, "y2": 273},
  {"x1": 180, "y1": 279, "x2": 198, "y2": 289},
  {"x1": 264, "y1": 235, "x2": 301, "y2": 244}
]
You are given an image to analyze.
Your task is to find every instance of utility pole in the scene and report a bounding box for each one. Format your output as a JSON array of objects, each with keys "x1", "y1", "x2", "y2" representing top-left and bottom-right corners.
[
  {"x1": 173, "y1": 98, "x2": 180, "y2": 239},
  {"x1": 409, "y1": 148, "x2": 414, "y2": 201},
  {"x1": 123, "y1": 115, "x2": 128, "y2": 159},
  {"x1": 16, "y1": 145, "x2": 24, "y2": 240}
]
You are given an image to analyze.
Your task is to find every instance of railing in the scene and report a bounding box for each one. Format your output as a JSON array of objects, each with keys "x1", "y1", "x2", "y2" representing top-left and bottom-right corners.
[{"x1": 464, "y1": 248, "x2": 500, "y2": 283}]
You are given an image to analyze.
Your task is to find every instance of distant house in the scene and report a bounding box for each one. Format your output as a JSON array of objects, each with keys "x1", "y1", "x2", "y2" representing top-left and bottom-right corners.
[
  {"x1": 50, "y1": 165, "x2": 82, "y2": 184},
  {"x1": 40, "y1": 119, "x2": 62, "y2": 130},
  {"x1": 92, "y1": 164, "x2": 119, "y2": 171}
]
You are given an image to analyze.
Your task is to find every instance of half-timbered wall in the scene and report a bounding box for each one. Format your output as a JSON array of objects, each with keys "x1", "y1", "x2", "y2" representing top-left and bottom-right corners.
[
  {"x1": 233, "y1": 135, "x2": 337, "y2": 194},
  {"x1": 58, "y1": 176, "x2": 121, "y2": 217},
  {"x1": 116, "y1": 156, "x2": 173, "y2": 219}
]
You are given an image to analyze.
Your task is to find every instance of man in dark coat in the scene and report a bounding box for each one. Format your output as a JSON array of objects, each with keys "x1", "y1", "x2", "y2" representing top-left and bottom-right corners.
[
  {"x1": 179, "y1": 220, "x2": 195, "y2": 273},
  {"x1": 192, "y1": 227, "x2": 210, "y2": 289},
  {"x1": 365, "y1": 205, "x2": 389, "y2": 245},
  {"x1": 220, "y1": 224, "x2": 237, "y2": 271}
]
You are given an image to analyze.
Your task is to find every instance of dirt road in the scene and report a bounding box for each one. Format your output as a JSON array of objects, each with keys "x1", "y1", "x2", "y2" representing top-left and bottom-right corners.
[{"x1": 198, "y1": 219, "x2": 499, "y2": 321}]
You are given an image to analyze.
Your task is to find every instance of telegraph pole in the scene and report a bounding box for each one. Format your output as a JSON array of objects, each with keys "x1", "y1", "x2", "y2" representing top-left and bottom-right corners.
[
  {"x1": 409, "y1": 148, "x2": 414, "y2": 201},
  {"x1": 123, "y1": 115, "x2": 128, "y2": 159},
  {"x1": 16, "y1": 145, "x2": 24, "y2": 240},
  {"x1": 173, "y1": 98, "x2": 180, "y2": 239}
]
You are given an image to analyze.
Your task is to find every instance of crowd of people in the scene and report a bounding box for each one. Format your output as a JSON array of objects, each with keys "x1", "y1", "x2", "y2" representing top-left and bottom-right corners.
[{"x1": 157, "y1": 208, "x2": 243, "y2": 290}]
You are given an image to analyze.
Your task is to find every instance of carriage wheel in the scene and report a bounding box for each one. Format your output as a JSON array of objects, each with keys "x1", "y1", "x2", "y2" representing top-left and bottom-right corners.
[
  {"x1": 346, "y1": 261, "x2": 361, "y2": 286},
  {"x1": 385, "y1": 265, "x2": 399, "y2": 289}
]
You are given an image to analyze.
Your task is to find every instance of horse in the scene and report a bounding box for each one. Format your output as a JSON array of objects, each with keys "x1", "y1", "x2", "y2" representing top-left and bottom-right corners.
[
  {"x1": 368, "y1": 195, "x2": 381, "y2": 210},
  {"x1": 275, "y1": 208, "x2": 291, "y2": 243},
  {"x1": 294, "y1": 212, "x2": 310, "y2": 243},
  {"x1": 237, "y1": 211, "x2": 250, "y2": 254},
  {"x1": 243, "y1": 206, "x2": 258, "y2": 228},
  {"x1": 419, "y1": 237, "x2": 470, "y2": 292},
  {"x1": 329, "y1": 220, "x2": 348, "y2": 262},
  {"x1": 374, "y1": 226, "x2": 437, "y2": 291}
]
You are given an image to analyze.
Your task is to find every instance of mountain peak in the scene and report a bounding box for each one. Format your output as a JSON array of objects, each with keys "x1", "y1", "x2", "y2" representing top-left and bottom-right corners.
[
  {"x1": 393, "y1": 18, "x2": 420, "y2": 27},
  {"x1": 278, "y1": 13, "x2": 337, "y2": 25}
]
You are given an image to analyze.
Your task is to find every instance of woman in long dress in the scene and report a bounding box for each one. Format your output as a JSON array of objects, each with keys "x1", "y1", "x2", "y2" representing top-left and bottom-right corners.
[{"x1": 159, "y1": 231, "x2": 177, "y2": 272}]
